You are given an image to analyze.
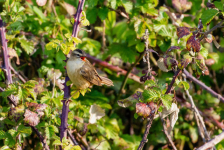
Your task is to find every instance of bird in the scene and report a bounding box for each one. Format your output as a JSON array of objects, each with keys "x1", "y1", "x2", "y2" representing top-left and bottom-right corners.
[{"x1": 66, "y1": 49, "x2": 114, "y2": 90}]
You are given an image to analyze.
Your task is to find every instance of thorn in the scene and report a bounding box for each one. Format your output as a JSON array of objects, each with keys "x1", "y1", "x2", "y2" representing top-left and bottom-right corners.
[{"x1": 80, "y1": 28, "x2": 91, "y2": 32}]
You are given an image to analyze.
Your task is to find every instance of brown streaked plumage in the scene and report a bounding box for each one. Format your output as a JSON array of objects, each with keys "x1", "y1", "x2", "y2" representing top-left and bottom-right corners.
[{"x1": 66, "y1": 49, "x2": 113, "y2": 89}]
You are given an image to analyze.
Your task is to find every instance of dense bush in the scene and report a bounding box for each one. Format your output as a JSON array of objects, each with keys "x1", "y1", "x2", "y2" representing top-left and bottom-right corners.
[{"x1": 1, "y1": 0, "x2": 224, "y2": 150}]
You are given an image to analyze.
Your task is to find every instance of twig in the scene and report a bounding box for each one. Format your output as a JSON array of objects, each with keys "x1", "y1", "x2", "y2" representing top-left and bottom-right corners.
[
  {"x1": 0, "y1": 87, "x2": 17, "y2": 106},
  {"x1": 165, "y1": 69, "x2": 181, "y2": 94},
  {"x1": 160, "y1": 117, "x2": 177, "y2": 150},
  {"x1": 73, "y1": 130, "x2": 88, "y2": 148},
  {"x1": 199, "y1": 20, "x2": 224, "y2": 41},
  {"x1": 183, "y1": 69, "x2": 224, "y2": 103},
  {"x1": 108, "y1": 7, "x2": 129, "y2": 19},
  {"x1": 137, "y1": 113, "x2": 155, "y2": 150},
  {"x1": 67, "y1": 130, "x2": 79, "y2": 145},
  {"x1": 183, "y1": 75, "x2": 211, "y2": 143},
  {"x1": 118, "y1": 52, "x2": 144, "y2": 97},
  {"x1": 10, "y1": 65, "x2": 26, "y2": 83},
  {"x1": 196, "y1": 131, "x2": 224, "y2": 150},
  {"x1": 87, "y1": 55, "x2": 141, "y2": 83},
  {"x1": 60, "y1": 0, "x2": 86, "y2": 145},
  {"x1": 31, "y1": 126, "x2": 50, "y2": 150}
]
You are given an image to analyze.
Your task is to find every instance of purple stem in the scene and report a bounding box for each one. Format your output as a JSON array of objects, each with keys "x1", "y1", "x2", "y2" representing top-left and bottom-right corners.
[
  {"x1": 60, "y1": 0, "x2": 86, "y2": 145},
  {"x1": 0, "y1": 16, "x2": 12, "y2": 84}
]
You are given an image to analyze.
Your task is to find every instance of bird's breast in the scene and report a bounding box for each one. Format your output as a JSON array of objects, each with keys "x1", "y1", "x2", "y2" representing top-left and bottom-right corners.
[{"x1": 66, "y1": 59, "x2": 90, "y2": 89}]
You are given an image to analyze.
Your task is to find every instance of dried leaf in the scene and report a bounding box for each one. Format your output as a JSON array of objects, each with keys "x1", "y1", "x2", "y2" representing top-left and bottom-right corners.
[
  {"x1": 36, "y1": 0, "x2": 47, "y2": 6},
  {"x1": 26, "y1": 102, "x2": 47, "y2": 117},
  {"x1": 89, "y1": 104, "x2": 105, "y2": 124},
  {"x1": 186, "y1": 35, "x2": 201, "y2": 52},
  {"x1": 206, "y1": 2, "x2": 216, "y2": 9},
  {"x1": 8, "y1": 105, "x2": 24, "y2": 122},
  {"x1": 24, "y1": 109, "x2": 40, "y2": 126},
  {"x1": 166, "y1": 46, "x2": 180, "y2": 53},
  {"x1": 177, "y1": 27, "x2": 191, "y2": 39},
  {"x1": 160, "y1": 103, "x2": 179, "y2": 134},
  {"x1": 157, "y1": 57, "x2": 169, "y2": 72},
  {"x1": 8, "y1": 48, "x2": 20, "y2": 65},
  {"x1": 205, "y1": 59, "x2": 215, "y2": 66},
  {"x1": 198, "y1": 18, "x2": 203, "y2": 30}
]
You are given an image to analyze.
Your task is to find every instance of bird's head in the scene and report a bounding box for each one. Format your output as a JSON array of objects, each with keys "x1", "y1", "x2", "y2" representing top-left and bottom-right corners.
[{"x1": 70, "y1": 49, "x2": 87, "y2": 61}]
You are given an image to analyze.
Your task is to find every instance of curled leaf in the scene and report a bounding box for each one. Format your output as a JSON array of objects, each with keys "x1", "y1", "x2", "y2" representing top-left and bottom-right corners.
[
  {"x1": 177, "y1": 27, "x2": 191, "y2": 39},
  {"x1": 89, "y1": 104, "x2": 105, "y2": 124},
  {"x1": 186, "y1": 35, "x2": 201, "y2": 52},
  {"x1": 24, "y1": 109, "x2": 40, "y2": 126},
  {"x1": 205, "y1": 34, "x2": 213, "y2": 43},
  {"x1": 26, "y1": 102, "x2": 47, "y2": 117},
  {"x1": 157, "y1": 57, "x2": 169, "y2": 72},
  {"x1": 166, "y1": 46, "x2": 180, "y2": 53},
  {"x1": 118, "y1": 92, "x2": 141, "y2": 107}
]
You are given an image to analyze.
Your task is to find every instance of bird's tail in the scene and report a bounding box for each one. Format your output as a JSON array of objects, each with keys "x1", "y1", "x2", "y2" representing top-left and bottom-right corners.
[{"x1": 100, "y1": 76, "x2": 114, "y2": 86}]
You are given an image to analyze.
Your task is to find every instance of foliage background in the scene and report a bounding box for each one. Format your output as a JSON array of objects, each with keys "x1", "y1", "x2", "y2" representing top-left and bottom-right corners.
[{"x1": 0, "y1": 0, "x2": 224, "y2": 149}]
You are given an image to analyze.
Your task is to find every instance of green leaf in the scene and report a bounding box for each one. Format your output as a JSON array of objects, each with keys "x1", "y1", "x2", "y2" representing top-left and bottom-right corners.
[
  {"x1": 122, "y1": 0, "x2": 133, "y2": 13},
  {"x1": 144, "y1": 80, "x2": 156, "y2": 87},
  {"x1": 33, "y1": 6, "x2": 46, "y2": 20},
  {"x1": 98, "y1": 7, "x2": 109, "y2": 21},
  {"x1": 142, "y1": 89, "x2": 161, "y2": 102},
  {"x1": 136, "y1": 42, "x2": 145, "y2": 52},
  {"x1": 19, "y1": 38, "x2": 34, "y2": 54},
  {"x1": 214, "y1": 1, "x2": 223, "y2": 11},
  {"x1": 17, "y1": 124, "x2": 32, "y2": 137},
  {"x1": 201, "y1": 9, "x2": 219, "y2": 25},
  {"x1": 45, "y1": 125, "x2": 55, "y2": 140},
  {"x1": 200, "y1": 47, "x2": 208, "y2": 58},
  {"x1": 78, "y1": 38, "x2": 101, "y2": 56},
  {"x1": 0, "y1": 130, "x2": 6, "y2": 139},
  {"x1": 72, "y1": 37, "x2": 82, "y2": 44},
  {"x1": 49, "y1": 125, "x2": 59, "y2": 133},
  {"x1": 161, "y1": 94, "x2": 172, "y2": 109},
  {"x1": 4, "y1": 133, "x2": 16, "y2": 148},
  {"x1": 53, "y1": 139, "x2": 62, "y2": 145},
  {"x1": 178, "y1": 81, "x2": 190, "y2": 90},
  {"x1": 108, "y1": 43, "x2": 138, "y2": 63},
  {"x1": 86, "y1": 7, "x2": 97, "y2": 24}
]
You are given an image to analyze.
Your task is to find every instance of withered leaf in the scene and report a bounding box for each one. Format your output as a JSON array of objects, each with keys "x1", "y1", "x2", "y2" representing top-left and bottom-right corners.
[
  {"x1": 205, "y1": 34, "x2": 213, "y2": 43},
  {"x1": 136, "y1": 102, "x2": 156, "y2": 118},
  {"x1": 177, "y1": 27, "x2": 191, "y2": 39},
  {"x1": 8, "y1": 47, "x2": 20, "y2": 65},
  {"x1": 205, "y1": 59, "x2": 215, "y2": 66},
  {"x1": 186, "y1": 35, "x2": 201, "y2": 52},
  {"x1": 172, "y1": 0, "x2": 192, "y2": 13},
  {"x1": 118, "y1": 92, "x2": 141, "y2": 107},
  {"x1": 24, "y1": 109, "x2": 40, "y2": 126},
  {"x1": 167, "y1": 46, "x2": 180, "y2": 53},
  {"x1": 26, "y1": 102, "x2": 47, "y2": 117},
  {"x1": 8, "y1": 105, "x2": 24, "y2": 122}
]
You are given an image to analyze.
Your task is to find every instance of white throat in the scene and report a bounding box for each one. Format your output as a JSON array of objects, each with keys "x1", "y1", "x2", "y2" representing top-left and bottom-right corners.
[{"x1": 67, "y1": 58, "x2": 85, "y2": 72}]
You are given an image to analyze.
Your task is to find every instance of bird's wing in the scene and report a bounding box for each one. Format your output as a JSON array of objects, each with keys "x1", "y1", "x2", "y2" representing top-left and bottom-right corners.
[{"x1": 80, "y1": 60, "x2": 102, "y2": 86}]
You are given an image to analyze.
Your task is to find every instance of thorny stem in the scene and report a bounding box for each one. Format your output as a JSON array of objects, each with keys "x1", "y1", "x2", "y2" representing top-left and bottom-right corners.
[
  {"x1": 160, "y1": 116, "x2": 177, "y2": 150},
  {"x1": 60, "y1": 0, "x2": 86, "y2": 146},
  {"x1": 0, "y1": 16, "x2": 12, "y2": 85},
  {"x1": 183, "y1": 69, "x2": 224, "y2": 103},
  {"x1": 165, "y1": 69, "x2": 181, "y2": 94},
  {"x1": 0, "y1": 17, "x2": 48, "y2": 149}
]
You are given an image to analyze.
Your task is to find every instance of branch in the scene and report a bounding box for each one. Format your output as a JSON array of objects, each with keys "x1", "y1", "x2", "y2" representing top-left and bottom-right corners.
[
  {"x1": 183, "y1": 69, "x2": 224, "y2": 103},
  {"x1": 160, "y1": 117, "x2": 177, "y2": 150},
  {"x1": 183, "y1": 75, "x2": 211, "y2": 143},
  {"x1": 31, "y1": 126, "x2": 50, "y2": 150},
  {"x1": 196, "y1": 131, "x2": 224, "y2": 150},
  {"x1": 137, "y1": 113, "x2": 155, "y2": 150},
  {"x1": 87, "y1": 55, "x2": 141, "y2": 83},
  {"x1": 0, "y1": 16, "x2": 12, "y2": 84},
  {"x1": 67, "y1": 130, "x2": 79, "y2": 145},
  {"x1": 165, "y1": 69, "x2": 181, "y2": 94},
  {"x1": 60, "y1": 0, "x2": 86, "y2": 144},
  {"x1": 199, "y1": 20, "x2": 224, "y2": 41}
]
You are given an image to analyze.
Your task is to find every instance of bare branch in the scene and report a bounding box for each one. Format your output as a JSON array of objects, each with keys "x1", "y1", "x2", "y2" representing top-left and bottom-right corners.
[
  {"x1": 196, "y1": 131, "x2": 224, "y2": 150},
  {"x1": 183, "y1": 69, "x2": 224, "y2": 103},
  {"x1": 31, "y1": 126, "x2": 50, "y2": 150},
  {"x1": 160, "y1": 117, "x2": 177, "y2": 150}
]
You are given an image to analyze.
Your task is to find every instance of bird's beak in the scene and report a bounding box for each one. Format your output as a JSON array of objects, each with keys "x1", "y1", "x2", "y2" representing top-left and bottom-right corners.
[{"x1": 80, "y1": 56, "x2": 86, "y2": 61}]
